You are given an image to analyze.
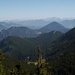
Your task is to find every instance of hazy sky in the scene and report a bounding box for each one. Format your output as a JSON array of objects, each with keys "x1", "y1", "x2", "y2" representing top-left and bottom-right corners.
[{"x1": 0, "y1": 0, "x2": 75, "y2": 21}]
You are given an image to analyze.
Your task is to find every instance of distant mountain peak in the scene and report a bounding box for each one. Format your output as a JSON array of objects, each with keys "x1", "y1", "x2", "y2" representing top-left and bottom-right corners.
[
  {"x1": 39, "y1": 22, "x2": 69, "y2": 33},
  {"x1": 0, "y1": 26, "x2": 38, "y2": 40},
  {"x1": 47, "y1": 22, "x2": 65, "y2": 27}
]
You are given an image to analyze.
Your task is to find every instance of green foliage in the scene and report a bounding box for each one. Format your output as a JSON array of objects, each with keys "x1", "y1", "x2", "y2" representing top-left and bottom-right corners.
[
  {"x1": 34, "y1": 47, "x2": 52, "y2": 75},
  {"x1": 0, "y1": 36, "x2": 37, "y2": 60},
  {"x1": 46, "y1": 28, "x2": 75, "y2": 75},
  {"x1": 0, "y1": 31, "x2": 63, "y2": 60},
  {"x1": 0, "y1": 51, "x2": 5, "y2": 75}
]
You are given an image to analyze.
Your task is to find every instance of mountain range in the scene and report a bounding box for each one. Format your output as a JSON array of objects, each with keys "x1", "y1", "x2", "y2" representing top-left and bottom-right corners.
[
  {"x1": 0, "y1": 26, "x2": 38, "y2": 41},
  {"x1": 60, "y1": 19, "x2": 75, "y2": 28},
  {"x1": 0, "y1": 18, "x2": 75, "y2": 75},
  {"x1": 0, "y1": 30, "x2": 63, "y2": 60},
  {"x1": 0, "y1": 27, "x2": 75, "y2": 61},
  {"x1": 0, "y1": 18, "x2": 75, "y2": 30},
  {"x1": 0, "y1": 22, "x2": 68, "y2": 41}
]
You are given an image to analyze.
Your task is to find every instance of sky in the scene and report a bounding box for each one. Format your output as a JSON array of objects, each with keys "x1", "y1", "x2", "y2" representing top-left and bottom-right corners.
[{"x1": 0, "y1": 0, "x2": 75, "y2": 21}]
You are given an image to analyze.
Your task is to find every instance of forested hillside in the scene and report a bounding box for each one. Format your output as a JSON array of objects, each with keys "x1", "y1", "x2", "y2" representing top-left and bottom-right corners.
[{"x1": 0, "y1": 27, "x2": 75, "y2": 75}]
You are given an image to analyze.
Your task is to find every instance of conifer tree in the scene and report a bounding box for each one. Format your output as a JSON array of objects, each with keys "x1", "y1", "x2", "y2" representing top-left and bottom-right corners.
[{"x1": 35, "y1": 46, "x2": 50, "y2": 75}]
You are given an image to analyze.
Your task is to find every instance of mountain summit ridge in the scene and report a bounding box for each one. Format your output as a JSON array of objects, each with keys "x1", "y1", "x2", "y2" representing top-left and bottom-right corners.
[{"x1": 39, "y1": 22, "x2": 69, "y2": 33}]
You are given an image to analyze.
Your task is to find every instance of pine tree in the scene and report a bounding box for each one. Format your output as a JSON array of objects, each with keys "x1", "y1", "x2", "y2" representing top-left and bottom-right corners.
[{"x1": 35, "y1": 46, "x2": 50, "y2": 75}]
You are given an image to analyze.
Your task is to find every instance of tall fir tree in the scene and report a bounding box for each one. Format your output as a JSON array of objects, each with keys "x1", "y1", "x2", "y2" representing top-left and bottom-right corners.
[{"x1": 35, "y1": 46, "x2": 51, "y2": 75}]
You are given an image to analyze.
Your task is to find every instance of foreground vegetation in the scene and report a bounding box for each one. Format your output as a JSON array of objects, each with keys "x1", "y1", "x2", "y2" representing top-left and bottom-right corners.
[{"x1": 0, "y1": 46, "x2": 75, "y2": 75}]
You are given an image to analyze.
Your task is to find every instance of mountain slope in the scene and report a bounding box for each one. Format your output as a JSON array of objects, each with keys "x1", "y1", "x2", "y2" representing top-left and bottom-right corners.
[
  {"x1": 49, "y1": 27, "x2": 75, "y2": 56},
  {"x1": 60, "y1": 19, "x2": 75, "y2": 28},
  {"x1": 0, "y1": 22, "x2": 6, "y2": 30},
  {"x1": 0, "y1": 26, "x2": 38, "y2": 40},
  {"x1": 39, "y1": 22, "x2": 69, "y2": 33},
  {"x1": 0, "y1": 22, "x2": 22, "y2": 29},
  {"x1": 34, "y1": 31, "x2": 63, "y2": 48},
  {"x1": 0, "y1": 36, "x2": 37, "y2": 60},
  {"x1": 45, "y1": 27, "x2": 75, "y2": 74},
  {"x1": 0, "y1": 31, "x2": 63, "y2": 60}
]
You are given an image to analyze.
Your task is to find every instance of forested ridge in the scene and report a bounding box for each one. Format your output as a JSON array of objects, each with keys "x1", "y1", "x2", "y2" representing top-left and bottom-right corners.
[{"x1": 0, "y1": 28, "x2": 75, "y2": 75}]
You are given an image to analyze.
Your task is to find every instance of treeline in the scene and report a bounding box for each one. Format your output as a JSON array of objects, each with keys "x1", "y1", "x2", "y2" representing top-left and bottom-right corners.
[
  {"x1": 0, "y1": 48, "x2": 75, "y2": 75},
  {"x1": 0, "y1": 50, "x2": 52, "y2": 75}
]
